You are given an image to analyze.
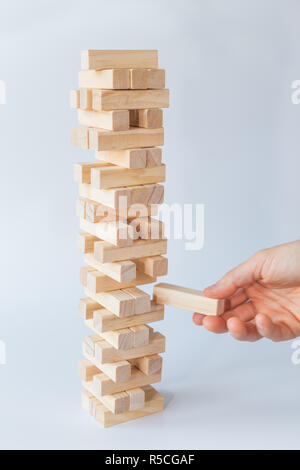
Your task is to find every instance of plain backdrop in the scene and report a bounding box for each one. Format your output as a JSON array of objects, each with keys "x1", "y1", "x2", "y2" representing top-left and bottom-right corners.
[{"x1": 0, "y1": 0, "x2": 300, "y2": 450}]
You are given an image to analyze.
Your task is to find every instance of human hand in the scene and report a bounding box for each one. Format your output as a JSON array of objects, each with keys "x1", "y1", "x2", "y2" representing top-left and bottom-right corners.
[{"x1": 193, "y1": 241, "x2": 300, "y2": 342}]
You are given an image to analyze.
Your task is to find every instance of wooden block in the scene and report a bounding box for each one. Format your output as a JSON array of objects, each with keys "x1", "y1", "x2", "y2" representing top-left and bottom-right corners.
[
  {"x1": 92, "y1": 89, "x2": 169, "y2": 111},
  {"x1": 100, "y1": 328, "x2": 134, "y2": 350},
  {"x1": 78, "y1": 360, "x2": 100, "y2": 382},
  {"x1": 94, "y1": 238, "x2": 167, "y2": 263},
  {"x1": 79, "y1": 182, "x2": 164, "y2": 209},
  {"x1": 90, "y1": 164, "x2": 166, "y2": 190},
  {"x1": 81, "y1": 50, "x2": 158, "y2": 71},
  {"x1": 82, "y1": 343, "x2": 131, "y2": 382},
  {"x1": 78, "y1": 297, "x2": 100, "y2": 320},
  {"x1": 80, "y1": 218, "x2": 133, "y2": 247},
  {"x1": 78, "y1": 109, "x2": 129, "y2": 131},
  {"x1": 71, "y1": 127, "x2": 89, "y2": 149},
  {"x1": 78, "y1": 232, "x2": 98, "y2": 254},
  {"x1": 89, "y1": 127, "x2": 164, "y2": 151},
  {"x1": 130, "y1": 217, "x2": 165, "y2": 240},
  {"x1": 92, "y1": 301, "x2": 164, "y2": 333},
  {"x1": 145, "y1": 147, "x2": 162, "y2": 167},
  {"x1": 122, "y1": 287, "x2": 151, "y2": 315},
  {"x1": 129, "y1": 184, "x2": 164, "y2": 206},
  {"x1": 70, "y1": 89, "x2": 80, "y2": 108},
  {"x1": 94, "y1": 331, "x2": 165, "y2": 364},
  {"x1": 134, "y1": 255, "x2": 168, "y2": 277},
  {"x1": 82, "y1": 385, "x2": 164, "y2": 427},
  {"x1": 92, "y1": 366, "x2": 161, "y2": 397},
  {"x1": 84, "y1": 253, "x2": 136, "y2": 283},
  {"x1": 79, "y1": 88, "x2": 92, "y2": 110},
  {"x1": 153, "y1": 283, "x2": 227, "y2": 316},
  {"x1": 81, "y1": 198, "x2": 158, "y2": 224},
  {"x1": 76, "y1": 198, "x2": 86, "y2": 219},
  {"x1": 130, "y1": 325, "x2": 150, "y2": 347},
  {"x1": 130, "y1": 109, "x2": 163, "y2": 129},
  {"x1": 127, "y1": 387, "x2": 145, "y2": 411},
  {"x1": 85, "y1": 288, "x2": 134, "y2": 317},
  {"x1": 99, "y1": 361, "x2": 131, "y2": 383},
  {"x1": 96, "y1": 148, "x2": 162, "y2": 169},
  {"x1": 78, "y1": 69, "x2": 131, "y2": 89},
  {"x1": 130, "y1": 354, "x2": 162, "y2": 376},
  {"x1": 130, "y1": 69, "x2": 165, "y2": 89},
  {"x1": 96, "y1": 148, "x2": 147, "y2": 169},
  {"x1": 80, "y1": 266, "x2": 95, "y2": 286},
  {"x1": 74, "y1": 162, "x2": 109, "y2": 184},
  {"x1": 85, "y1": 267, "x2": 156, "y2": 294},
  {"x1": 101, "y1": 391, "x2": 130, "y2": 415},
  {"x1": 79, "y1": 183, "x2": 130, "y2": 210}
]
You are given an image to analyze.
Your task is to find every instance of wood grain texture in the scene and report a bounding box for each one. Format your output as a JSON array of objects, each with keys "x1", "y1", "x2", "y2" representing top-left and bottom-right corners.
[
  {"x1": 85, "y1": 287, "x2": 151, "y2": 317},
  {"x1": 95, "y1": 147, "x2": 162, "y2": 169},
  {"x1": 130, "y1": 69, "x2": 165, "y2": 89},
  {"x1": 80, "y1": 218, "x2": 133, "y2": 247},
  {"x1": 89, "y1": 127, "x2": 164, "y2": 151},
  {"x1": 90, "y1": 164, "x2": 165, "y2": 190},
  {"x1": 130, "y1": 109, "x2": 163, "y2": 128},
  {"x1": 82, "y1": 343, "x2": 132, "y2": 383},
  {"x1": 85, "y1": 265, "x2": 156, "y2": 294},
  {"x1": 84, "y1": 253, "x2": 136, "y2": 283},
  {"x1": 92, "y1": 89, "x2": 169, "y2": 111},
  {"x1": 82, "y1": 385, "x2": 163, "y2": 427},
  {"x1": 91, "y1": 301, "x2": 164, "y2": 333},
  {"x1": 92, "y1": 366, "x2": 161, "y2": 397},
  {"x1": 79, "y1": 182, "x2": 164, "y2": 209},
  {"x1": 134, "y1": 255, "x2": 168, "y2": 277},
  {"x1": 153, "y1": 282, "x2": 226, "y2": 316},
  {"x1": 94, "y1": 331, "x2": 165, "y2": 364},
  {"x1": 94, "y1": 238, "x2": 167, "y2": 264},
  {"x1": 78, "y1": 69, "x2": 131, "y2": 89},
  {"x1": 78, "y1": 109, "x2": 129, "y2": 131},
  {"x1": 81, "y1": 50, "x2": 158, "y2": 71}
]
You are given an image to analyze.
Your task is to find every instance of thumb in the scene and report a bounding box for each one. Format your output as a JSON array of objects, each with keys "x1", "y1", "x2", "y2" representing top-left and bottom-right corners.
[{"x1": 204, "y1": 251, "x2": 265, "y2": 298}]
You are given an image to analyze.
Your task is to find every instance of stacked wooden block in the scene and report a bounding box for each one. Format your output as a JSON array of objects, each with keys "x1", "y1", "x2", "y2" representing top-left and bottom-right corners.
[{"x1": 71, "y1": 50, "x2": 169, "y2": 427}]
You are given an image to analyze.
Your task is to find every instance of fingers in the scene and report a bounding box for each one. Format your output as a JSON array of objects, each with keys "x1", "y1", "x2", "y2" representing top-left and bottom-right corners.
[
  {"x1": 227, "y1": 318, "x2": 262, "y2": 342},
  {"x1": 255, "y1": 314, "x2": 293, "y2": 342},
  {"x1": 202, "y1": 316, "x2": 227, "y2": 334},
  {"x1": 204, "y1": 251, "x2": 266, "y2": 299}
]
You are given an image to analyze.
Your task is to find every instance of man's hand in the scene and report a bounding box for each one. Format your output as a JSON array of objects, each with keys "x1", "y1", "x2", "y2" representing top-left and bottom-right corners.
[{"x1": 193, "y1": 241, "x2": 300, "y2": 342}]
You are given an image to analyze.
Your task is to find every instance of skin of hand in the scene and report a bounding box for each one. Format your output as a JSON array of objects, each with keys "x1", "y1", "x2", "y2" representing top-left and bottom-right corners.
[{"x1": 193, "y1": 240, "x2": 300, "y2": 342}]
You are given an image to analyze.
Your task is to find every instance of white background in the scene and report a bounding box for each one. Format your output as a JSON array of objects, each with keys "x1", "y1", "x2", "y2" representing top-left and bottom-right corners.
[{"x1": 0, "y1": 0, "x2": 300, "y2": 450}]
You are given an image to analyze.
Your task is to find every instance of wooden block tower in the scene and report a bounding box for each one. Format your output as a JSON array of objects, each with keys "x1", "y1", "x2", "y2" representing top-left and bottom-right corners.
[{"x1": 71, "y1": 50, "x2": 169, "y2": 427}]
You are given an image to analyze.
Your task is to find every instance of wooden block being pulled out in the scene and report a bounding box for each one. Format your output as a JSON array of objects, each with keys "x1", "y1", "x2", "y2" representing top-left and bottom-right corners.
[
  {"x1": 153, "y1": 283, "x2": 226, "y2": 316},
  {"x1": 81, "y1": 50, "x2": 158, "y2": 71},
  {"x1": 82, "y1": 385, "x2": 163, "y2": 427}
]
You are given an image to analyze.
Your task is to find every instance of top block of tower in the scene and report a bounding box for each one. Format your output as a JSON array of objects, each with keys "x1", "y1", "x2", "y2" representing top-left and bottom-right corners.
[{"x1": 81, "y1": 50, "x2": 158, "y2": 71}]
